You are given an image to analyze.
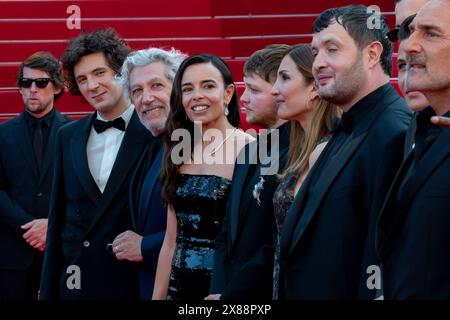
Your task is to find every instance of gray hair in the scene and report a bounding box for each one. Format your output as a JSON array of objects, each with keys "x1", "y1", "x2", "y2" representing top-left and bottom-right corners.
[{"x1": 119, "y1": 47, "x2": 186, "y2": 98}]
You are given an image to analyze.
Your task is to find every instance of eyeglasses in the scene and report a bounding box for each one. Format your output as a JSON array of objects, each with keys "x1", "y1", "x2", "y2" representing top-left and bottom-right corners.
[
  {"x1": 19, "y1": 78, "x2": 53, "y2": 89},
  {"x1": 398, "y1": 14, "x2": 417, "y2": 42},
  {"x1": 386, "y1": 14, "x2": 417, "y2": 43}
]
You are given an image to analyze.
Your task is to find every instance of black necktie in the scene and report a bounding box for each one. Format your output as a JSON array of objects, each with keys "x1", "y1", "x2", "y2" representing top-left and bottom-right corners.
[
  {"x1": 32, "y1": 119, "x2": 44, "y2": 170},
  {"x1": 93, "y1": 117, "x2": 126, "y2": 133}
]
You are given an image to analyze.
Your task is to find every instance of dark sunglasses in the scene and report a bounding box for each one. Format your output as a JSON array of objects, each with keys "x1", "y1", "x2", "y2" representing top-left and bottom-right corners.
[
  {"x1": 19, "y1": 78, "x2": 53, "y2": 89},
  {"x1": 398, "y1": 14, "x2": 417, "y2": 42},
  {"x1": 386, "y1": 28, "x2": 399, "y2": 42},
  {"x1": 386, "y1": 14, "x2": 417, "y2": 43}
]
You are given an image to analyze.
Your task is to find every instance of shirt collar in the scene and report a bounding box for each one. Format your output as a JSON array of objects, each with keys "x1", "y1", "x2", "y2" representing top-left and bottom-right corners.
[
  {"x1": 416, "y1": 106, "x2": 450, "y2": 137},
  {"x1": 343, "y1": 83, "x2": 392, "y2": 132},
  {"x1": 24, "y1": 107, "x2": 55, "y2": 128}
]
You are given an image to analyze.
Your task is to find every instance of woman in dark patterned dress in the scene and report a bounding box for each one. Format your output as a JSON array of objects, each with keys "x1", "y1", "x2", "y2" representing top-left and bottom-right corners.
[
  {"x1": 271, "y1": 45, "x2": 340, "y2": 299},
  {"x1": 153, "y1": 54, "x2": 254, "y2": 300}
]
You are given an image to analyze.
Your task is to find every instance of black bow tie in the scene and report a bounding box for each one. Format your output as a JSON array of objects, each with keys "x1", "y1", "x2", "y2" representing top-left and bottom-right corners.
[{"x1": 93, "y1": 117, "x2": 126, "y2": 133}]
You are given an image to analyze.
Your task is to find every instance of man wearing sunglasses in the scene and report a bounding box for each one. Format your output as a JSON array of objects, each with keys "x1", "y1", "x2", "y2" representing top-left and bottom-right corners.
[
  {"x1": 0, "y1": 51, "x2": 71, "y2": 299},
  {"x1": 40, "y1": 28, "x2": 151, "y2": 300}
]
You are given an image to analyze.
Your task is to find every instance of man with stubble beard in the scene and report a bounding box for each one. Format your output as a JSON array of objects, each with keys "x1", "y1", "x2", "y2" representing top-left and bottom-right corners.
[
  {"x1": 279, "y1": 5, "x2": 411, "y2": 299},
  {"x1": 0, "y1": 51, "x2": 71, "y2": 299}
]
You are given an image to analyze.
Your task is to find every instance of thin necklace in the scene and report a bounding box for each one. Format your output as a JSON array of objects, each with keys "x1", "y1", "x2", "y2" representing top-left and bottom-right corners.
[{"x1": 207, "y1": 127, "x2": 237, "y2": 156}]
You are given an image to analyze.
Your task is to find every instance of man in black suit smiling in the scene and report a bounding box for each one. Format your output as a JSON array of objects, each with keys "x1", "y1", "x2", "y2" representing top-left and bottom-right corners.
[
  {"x1": 279, "y1": 5, "x2": 412, "y2": 299},
  {"x1": 40, "y1": 28, "x2": 150, "y2": 299}
]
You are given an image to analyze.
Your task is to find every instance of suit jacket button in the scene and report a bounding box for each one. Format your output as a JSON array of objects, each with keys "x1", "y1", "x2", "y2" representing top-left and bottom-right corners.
[
  {"x1": 83, "y1": 240, "x2": 90, "y2": 248},
  {"x1": 36, "y1": 192, "x2": 43, "y2": 197}
]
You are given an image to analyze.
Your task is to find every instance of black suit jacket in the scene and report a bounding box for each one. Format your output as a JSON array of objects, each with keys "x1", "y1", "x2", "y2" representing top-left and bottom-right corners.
[
  {"x1": 377, "y1": 125, "x2": 450, "y2": 299},
  {"x1": 40, "y1": 111, "x2": 151, "y2": 300},
  {"x1": 128, "y1": 139, "x2": 167, "y2": 299},
  {"x1": 0, "y1": 110, "x2": 71, "y2": 271},
  {"x1": 280, "y1": 84, "x2": 412, "y2": 299},
  {"x1": 211, "y1": 122, "x2": 290, "y2": 299}
]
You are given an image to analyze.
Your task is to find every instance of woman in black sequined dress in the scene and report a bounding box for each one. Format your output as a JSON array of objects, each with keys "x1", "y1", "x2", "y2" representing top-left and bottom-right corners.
[{"x1": 153, "y1": 54, "x2": 254, "y2": 300}]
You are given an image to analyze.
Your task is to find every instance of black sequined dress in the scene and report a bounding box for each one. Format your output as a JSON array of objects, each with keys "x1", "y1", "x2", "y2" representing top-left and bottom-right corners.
[{"x1": 167, "y1": 174, "x2": 232, "y2": 300}]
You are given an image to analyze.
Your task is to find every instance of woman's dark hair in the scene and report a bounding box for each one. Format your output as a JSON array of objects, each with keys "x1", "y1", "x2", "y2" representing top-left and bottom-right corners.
[
  {"x1": 61, "y1": 27, "x2": 130, "y2": 95},
  {"x1": 160, "y1": 53, "x2": 240, "y2": 205}
]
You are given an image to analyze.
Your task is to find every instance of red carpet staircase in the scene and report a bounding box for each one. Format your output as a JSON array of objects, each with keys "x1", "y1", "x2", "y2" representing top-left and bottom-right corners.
[{"x1": 0, "y1": 0, "x2": 396, "y2": 124}]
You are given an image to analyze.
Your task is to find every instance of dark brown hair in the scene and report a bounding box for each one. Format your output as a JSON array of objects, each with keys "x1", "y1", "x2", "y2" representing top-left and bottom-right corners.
[
  {"x1": 244, "y1": 44, "x2": 291, "y2": 84},
  {"x1": 17, "y1": 51, "x2": 64, "y2": 100},
  {"x1": 61, "y1": 27, "x2": 130, "y2": 95},
  {"x1": 313, "y1": 5, "x2": 393, "y2": 76},
  {"x1": 160, "y1": 54, "x2": 240, "y2": 205}
]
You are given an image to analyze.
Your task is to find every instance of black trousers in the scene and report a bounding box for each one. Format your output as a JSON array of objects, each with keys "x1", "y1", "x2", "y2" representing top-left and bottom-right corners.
[{"x1": 0, "y1": 254, "x2": 43, "y2": 300}]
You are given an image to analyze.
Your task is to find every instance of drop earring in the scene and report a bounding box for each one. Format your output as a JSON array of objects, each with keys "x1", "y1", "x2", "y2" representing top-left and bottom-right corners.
[{"x1": 224, "y1": 103, "x2": 229, "y2": 116}]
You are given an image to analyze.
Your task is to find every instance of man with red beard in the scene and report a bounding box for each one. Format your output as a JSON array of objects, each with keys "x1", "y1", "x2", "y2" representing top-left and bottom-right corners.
[
  {"x1": 278, "y1": 5, "x2": 411, "y2": 299},
  {"x1": 0, "y1": 51, "x2": 71, "y2": 299}
]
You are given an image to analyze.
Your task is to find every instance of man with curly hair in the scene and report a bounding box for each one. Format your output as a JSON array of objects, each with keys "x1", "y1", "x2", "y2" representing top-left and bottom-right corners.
[{"x1": 40, "y1": 28, "x2": 151, "y2": 300}]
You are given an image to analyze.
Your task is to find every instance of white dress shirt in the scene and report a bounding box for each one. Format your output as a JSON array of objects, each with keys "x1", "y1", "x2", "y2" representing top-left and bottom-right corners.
[{"x1": 87, "y1": 104, "x2": 134, "y2": 193}]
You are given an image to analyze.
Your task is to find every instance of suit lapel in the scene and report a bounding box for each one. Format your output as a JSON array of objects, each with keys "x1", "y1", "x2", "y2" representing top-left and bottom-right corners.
[
  {"x1": 288, "y1": 132, "x2": 368, "y2": 254},
  {"x1": 376, "y1": 151, "x2": 414, "y2": 254},
  {"x1": 399, "y1": 129, "x2": 450, "y2": 208},
  {"x1": 403, "y1": 114, "x2": 417, "y2": 161},
  {"x1": 70, "y1": 114, "x2": 102, "y2": 205},
  {"x1": 229, "y1": 142, "x2": 258, "y2": 247},
  {"x1": 38, "y1": 110, "x2": 67, "y2": 185},
  {"x1": 13, "y1": 114, "x2": 38, "y2": 179},
  {"x1": 381, "y1": 129, "x2": 450, "y2": 249},
  {"x1": 87, "y1": 112, "x2": 149, "y2": 233},
  {"x1": 129, "y1": 141, "x2": 155, "y2": 230},
  {"x1": 138, "y1": 148, "x2": 164, "y2": 233}
]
